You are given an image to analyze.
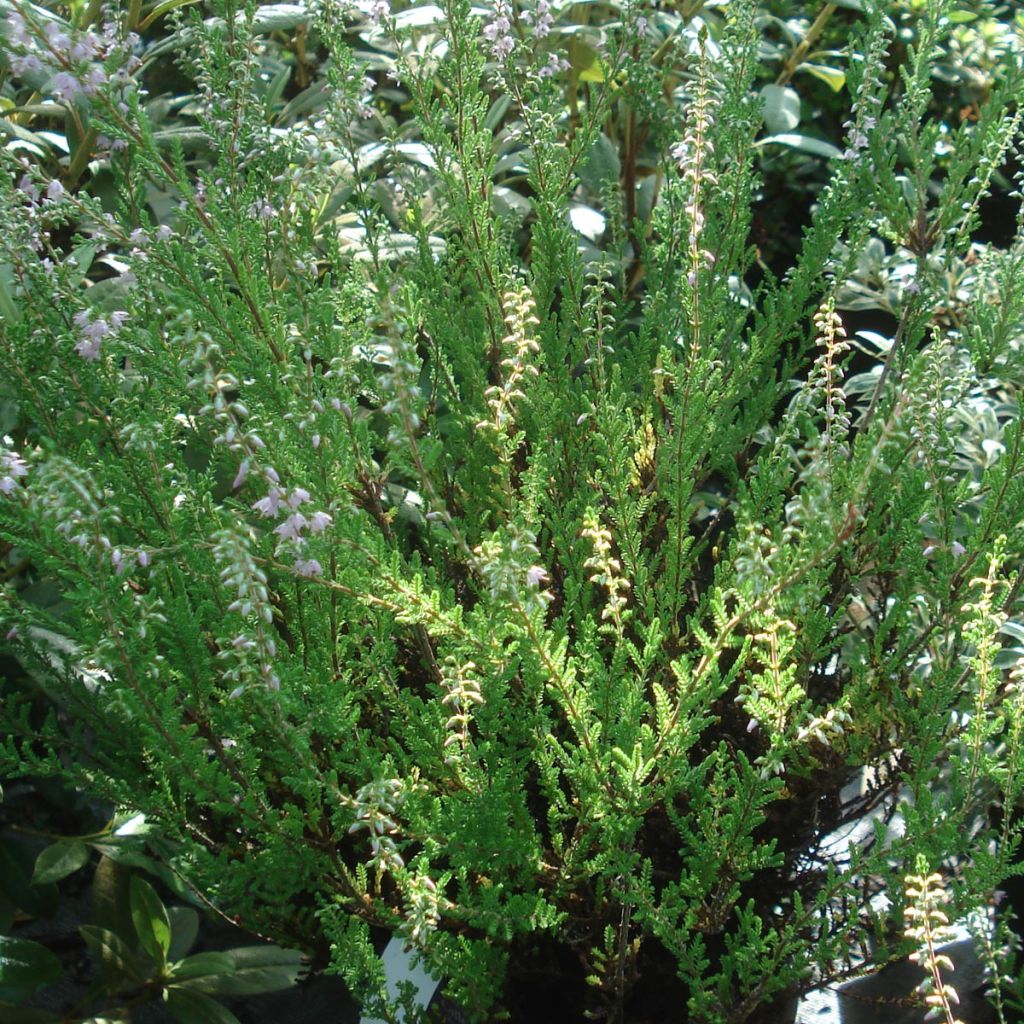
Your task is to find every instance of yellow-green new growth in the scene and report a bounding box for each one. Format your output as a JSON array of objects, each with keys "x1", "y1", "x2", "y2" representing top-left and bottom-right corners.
[
  {"x1": 581, "y1": 508, "x2": 631, "y2": 632},
  {"x1": 903, "y1": 859, "x2": 964, "y2": 1024},
  {"x1": 440, "y1": 655, "x2": 483, "y2": 764},
  {"x1": 479, "y1": 284, "x2": 540, "y2": 432}
]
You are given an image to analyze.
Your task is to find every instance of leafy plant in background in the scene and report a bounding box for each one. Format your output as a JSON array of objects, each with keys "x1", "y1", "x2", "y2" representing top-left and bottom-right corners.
[
  {"x1": 1, "y1": 0, "x2": 1024, "y2": 1022},
  {"x1": 0, "y1": 794, "x2": 304, "y2": 1024}
]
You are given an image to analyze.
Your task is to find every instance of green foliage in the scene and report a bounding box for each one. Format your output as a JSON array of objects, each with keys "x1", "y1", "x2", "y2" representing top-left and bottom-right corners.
[{"x1": 1, "y1": 0, "x2": 1024, "y2": 1021}]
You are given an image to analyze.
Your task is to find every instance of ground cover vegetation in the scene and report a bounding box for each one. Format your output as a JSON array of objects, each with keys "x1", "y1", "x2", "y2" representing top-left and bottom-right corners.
[{"x1": 2, "y1": 0, "x2": 1024, "y2": 1021}]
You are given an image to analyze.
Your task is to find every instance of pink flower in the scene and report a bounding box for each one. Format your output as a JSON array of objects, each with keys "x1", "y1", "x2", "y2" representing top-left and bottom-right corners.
[
  {"x1": 17, "y1": 175, "x2": 39, "y2": 202},
  {"x1": 51, "y1": 71, "x2": 82, "y2": 102},
  {"x1": 44, "y1": 23, "x2": 71, "y2": 50},
  {"x1": 72, "y1": 309, "x2": 126, "y2": 361},
  {"x1": 483, "y1": 4, "x2": 515, "y2": 59},
  {"x1": 0, "y1": 445, "x2": 29, "y2": 494},
  {"x1": 288, "y1": 487, "x2": 311, "y2": 509},
  {"x1": 252, "y1": 487, "x2": 284, "y2": 517},
  {"x1": 294, "y1": 558, "x2": 322, "y2": 578},
  {"x1": 539, "y1": 53, "x2": 568, "y2": 78},
  {"x1": 71, "y1": 33, "x2": 101, "y2": 60},
  {"x1": 10, "y1": 54, "x2": 43, "y2": 76},
  {"x1": 308, "y1": 510, "x2": 332, "y2": 534},
  {"x1": 82, "y1": 318, "x2": 111, "y2": 341},
  {"x1": 74, "y1": 336, "x2": 103, "y2": 361},
  {"x1": 526, "y1": 565, "x2": 548, "y2": 588},
  {"x1": 274, "y1": 513, "x2": 308, "y2": 541},
  {"x1": 81, "y1": 66, "x2": 108, "y2": 96},
  {"x1": 6, "y1": 12, "x2": 30, "y2": 45}
]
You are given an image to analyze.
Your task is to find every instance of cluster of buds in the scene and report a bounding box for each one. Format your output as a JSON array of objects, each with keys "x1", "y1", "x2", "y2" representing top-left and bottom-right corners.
[
  {"x1": 904, "y1": 860, "x2": 965, "y2": 1024},
  {"x1": 538, "y1": 51, "x2": 570, "y2": 79},
  {"x1": 670, "y1": 44, "x2": 721, "y2": 291},
  {"x1": 439, "y1": 656, "x2": 484, "y2": 763},
  {"x1": 3, "y1": 7, "x2": 140, "y2": 105},
  {"x1": 808, "y1": 298, "x2": 852, "y2": 466},
  {"x1": 376, "y1": 325, "x2": 424, "y2": 445},
  {"x1": 73, "y1": 308, "x2": 128, "y2": 362},
  {"x1": 482, "y1": 1, "x2": 515, "y2": 61},
  {"x1": 29, "y1": 456, "x2": 150, "y2": 574},
  {"x1": 0, "y1": 439, "x2": 29, "y2": 496},
  {"x1": 473, "y1": 523, "x2": 552, "y2": 617},
  {"x1": 840, "y1": 26, "x2": 888, "y2": 163},
  {"x1": 184, "y1": 328, "x2": 266, "y2": 457},
  {"x1": 182, "y1": 317, "x2": 331, "y2": 579},
  {"x1": 365, "y1": 0, "x2": 390, "y2": 28},
  {"x1": 401, "y1": 872, "x2": 441, "y2": 944},
  {"x1": 795, "y1": 705, "x2": 852, "y2": 749},
  {"x1": 213, "y1": 526, "x2": 281, "y2": 695},
  {"x1": 480, "y1": 284, "x2": 540, "y2": 433},
  {"x1": 215, "y1": 527, "x2": 272, "y2": 623},
  {"x1": 252, "y1": 479, "x2": 331, "y2": 576},
  {"x1": 580, "y1": 509, "x2": 631, "y2": 632},
  {"x1": 520, "y1": 0, "x2": 553, "y2": 39},
  {"x1": 733, "y1": 520, "x2": 778, "y2": 598},
  {"x1": 905, "y1": 341, "x2": 968, "y2": 490},
  {"x1": 348, "y1": 777, "x2": 406, "y2": 872},
  {"x1": 32, "y1": 456, "x2": 113, "y2": 549}
]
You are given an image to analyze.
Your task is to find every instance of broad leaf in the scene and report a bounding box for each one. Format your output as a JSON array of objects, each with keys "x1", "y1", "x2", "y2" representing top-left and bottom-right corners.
[
  {"x1": 171, "y1": 952, "x2": 236, "y2": 982},
  {"x1": 166, "y1": 988, "x2": 241, "y2": 1024},
  {"x1": 760, "y1": 85, "x2": 801, "y2": 133},
  {"x1": 129, "y1": 877, "x2": 171, "y2": 962},
  {"x1": 32, "y1": 841, "x2": 91, "y2": 886},
  {"x1": 0, "y1": 841, "x2": 56, "y2": 918},
  {"x1": 138, "y1": 0, "x2": 201, "y2": 31},
  {"x1": 167, "y1": 906, "x2": 200, "y2": 961},
  {"x1": 757, "y1": 133, "x2": 843, "y2": 159},
  {"x1": 802, "y1": 64, "x2": 846, "y2": 93},
  {"x1": 391, "y1": 4, "x2": 445, "y2": 28},
  {"x1": 79, "y1": 927, "x2": 142, "y2": 989},
  {"x1": 177, "y1": 946, "x2": 304, "y2": 996},
  {"x1": 0, "y1": 937, "x2": 62, "y2": 1002}
]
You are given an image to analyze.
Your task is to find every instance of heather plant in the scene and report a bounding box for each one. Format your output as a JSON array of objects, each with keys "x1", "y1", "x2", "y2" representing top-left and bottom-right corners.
[{"x1": 2, "y1": 1, "x2": 1024, "y2": 1022}]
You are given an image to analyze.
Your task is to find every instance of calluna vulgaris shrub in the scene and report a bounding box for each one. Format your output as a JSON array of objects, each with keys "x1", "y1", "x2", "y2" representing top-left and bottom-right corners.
[{"x1": 2, "y1": 0, "x2": 1024, "y2": 1020}]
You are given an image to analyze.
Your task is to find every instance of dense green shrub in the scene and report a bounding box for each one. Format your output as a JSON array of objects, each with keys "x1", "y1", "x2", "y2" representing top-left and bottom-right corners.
[{"x1": 2, "y1": 1, "x2": 1024, "y2": 1021}]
